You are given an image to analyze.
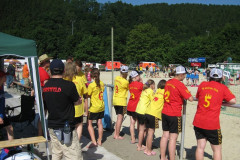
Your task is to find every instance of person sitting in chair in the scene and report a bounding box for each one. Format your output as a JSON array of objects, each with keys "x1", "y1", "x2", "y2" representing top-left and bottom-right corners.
[{"x1": 0, "y1": 70, "x2": 14, "y2": 140}]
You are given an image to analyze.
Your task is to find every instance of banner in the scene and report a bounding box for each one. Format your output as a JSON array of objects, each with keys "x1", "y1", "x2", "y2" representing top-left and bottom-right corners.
[
  {"x1": 102, "y1": 87, "x2": 111, "y2": 130},
  {"x1": 198, "y1": 57, "x2": 206, "y2": 63},
  {"x1": 191, "y1": 63, "x2": 201, "y2": 67},
  {"x1": 188, "y1": 57, "x2": 206, "y2": 63}
]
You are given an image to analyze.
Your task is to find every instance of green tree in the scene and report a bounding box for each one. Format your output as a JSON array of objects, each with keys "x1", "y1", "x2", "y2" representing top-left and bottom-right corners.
[{"x1": 125, "y1": 23, "x2": 160, "y2": 63}]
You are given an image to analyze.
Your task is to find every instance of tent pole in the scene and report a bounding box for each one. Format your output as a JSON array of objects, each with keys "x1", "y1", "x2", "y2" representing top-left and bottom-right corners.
[{"x1": 31, "y1": 57, "x2": 50, "y2": 160}]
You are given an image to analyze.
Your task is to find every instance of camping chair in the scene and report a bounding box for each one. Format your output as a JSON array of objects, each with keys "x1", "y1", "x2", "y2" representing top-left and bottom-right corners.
[
  {"x1": 6, "y1": 95, "x2": 37, "y2": 139},
  {"x1": 7, "y1": 95, "x2": 35, "y2": 123}
]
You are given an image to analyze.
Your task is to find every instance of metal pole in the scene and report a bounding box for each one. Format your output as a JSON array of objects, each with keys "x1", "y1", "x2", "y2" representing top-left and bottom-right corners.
[
  {"x1": 111, "y1": 27, "x2": 114, "y2": 85},
  {"x1": 111, "y1": 27, "x2": 114, "y2": 129},
  {"x1": 180, "y1": 100, "x2": 187, "y2": 160}
]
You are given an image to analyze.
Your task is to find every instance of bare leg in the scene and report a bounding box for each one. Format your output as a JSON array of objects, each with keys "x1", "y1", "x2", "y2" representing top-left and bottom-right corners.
[
  {"x1": 84, "y1": 98, "x2": 88, "y2": 116},
  {"x1": 145, "y1": 128, "x2": 155, "y2": 154},
  {"x1": 87, "y1": 119, "x2": 97, "y2": 145},
  {"x1": 211, "y1": 144, "x2": 222, "y2": 160},
  {"x1": 195, "y1": 138, "x2": 207, "y2": 160},
  {"x1": 168, "y1": 133, "x2": 178, "y2": 160},
  {"x1": 137, "y1": 124, "x2": 145, "y2": 151},
  {"x1": 130, "y1": 116, "x2": 136, "y2": 143},
  {"x1": 97, "y1": 119, "x2": 103, "y2": 146},
  {"x1": 5, "y1": 125, "x2": 14, "y2": 140},
  {"x1": 75, "y1": 122, "x2": 83, "y2": 140},
  {"x1": 160, "y1": 131, "x2": 169, "y2": 160},
  {"x1": 114, "y1": 114, "x2": 124, "y2": 139}
]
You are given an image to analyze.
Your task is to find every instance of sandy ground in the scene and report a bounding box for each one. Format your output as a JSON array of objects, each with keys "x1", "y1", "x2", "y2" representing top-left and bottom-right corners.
[
  {"x1": 98, "y1": 71, "x2": 240, "y2": 160},
  {"x1": 3, "y1": 71, "x2": 240, "y2": 160}
]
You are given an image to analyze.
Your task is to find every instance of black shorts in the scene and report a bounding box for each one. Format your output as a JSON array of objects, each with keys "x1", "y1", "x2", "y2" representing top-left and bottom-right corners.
[
  {"x1": 0, "y1": 117, "x2": 11, "y2": 129},
  {"x1": 194, "y1": 126, "x2": 222, "y2": 145},
  {"x1": 88, "y1": 111, "x2": 104, "y2": 120},
  {"x1": 127, "y1": 111, "x2": 137, "y2": 120},
  {"x1": 145, "y1": 114, "x2": 159, "y2": 129},
  {"x1": 136, "y1": 113, "x2": 146, "y2": 125},
  {"x1": 74, "y1": 116, "x2": 83, "y2": 125},
  {"x1": 114, "y1": 106, "x2": 127, "y2": 115},
  {"x1": 162, "y1": 113, "x2": 182, "y2": 134}
]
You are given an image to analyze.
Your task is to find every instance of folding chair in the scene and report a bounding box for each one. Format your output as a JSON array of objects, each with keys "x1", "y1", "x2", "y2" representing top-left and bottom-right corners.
[{"x1": 6, "y1": 95, "x2": 36, "y2": 139}]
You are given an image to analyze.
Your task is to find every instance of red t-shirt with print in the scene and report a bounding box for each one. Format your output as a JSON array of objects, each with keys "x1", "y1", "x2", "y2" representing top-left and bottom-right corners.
[
  {"x1": 193, "y1": 81, "x2": 235, "y2": 130},
  {"x1": 127, "y1": 81, "x2": 143, "y2": 112},
  {"x1": 162, "y1": 78, "x2": 192, "y2": 116}
]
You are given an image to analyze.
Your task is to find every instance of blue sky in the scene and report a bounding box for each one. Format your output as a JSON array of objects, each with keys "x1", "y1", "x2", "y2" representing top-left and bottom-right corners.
[{"x1": 97, "y1": 0, "x2": 240, "y2": 5}]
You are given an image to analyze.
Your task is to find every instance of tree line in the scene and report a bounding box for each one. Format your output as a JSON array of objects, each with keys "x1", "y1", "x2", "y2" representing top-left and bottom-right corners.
[{"x1": 0, "y1": 0, "x2": 239, "y2": 66}]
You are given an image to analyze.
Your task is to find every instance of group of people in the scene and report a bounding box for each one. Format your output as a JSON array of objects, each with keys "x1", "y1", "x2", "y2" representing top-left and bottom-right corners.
[
  {"x1": 0, "y1": 55, "x2": 237, "y2": 160},
  {"x1": 112, "y1": 65, "x2": 236, "y2": 160},
  {"x1": 186, "y1": 68, "x2": 200, "y2": 86}
]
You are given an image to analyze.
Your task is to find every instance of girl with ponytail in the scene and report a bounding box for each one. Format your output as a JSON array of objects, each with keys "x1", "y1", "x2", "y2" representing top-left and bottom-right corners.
[
  {"x1": 63, "y1": 62, "x2": 87, "y2": 141},
  {"x1": 87, "y1": 68, "x2": 105, "y2": 147},
  {"x1": 127, "y1": 71, "x2": 143, "y2": 144},
  {"x1": 113, "y1": 66, "x2": 129, "y2": 139},
  {"x1": 135, "y1": 79, "x2": 155, "y2": 151}
]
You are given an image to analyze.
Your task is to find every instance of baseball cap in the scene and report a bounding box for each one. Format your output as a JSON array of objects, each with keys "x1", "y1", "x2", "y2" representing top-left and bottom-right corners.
[
  {"x1": 210, "y1": 68, "x2": 223, "y2": 78},
  {"x1": 130, "y1": 71, "x2": 139, "y2": 78},
  {"x1": 121, "y1": 66, "x2": 128, "y2": 73},
  {"x1": 50, "y1": 59, "x2": 64, "y2": 71},
  {"x1": 175, "y1": 66, "x2": 186, "y2": 74},
  {"x1": 0, "y1": 70, "x2": 8, "y2": 77}
]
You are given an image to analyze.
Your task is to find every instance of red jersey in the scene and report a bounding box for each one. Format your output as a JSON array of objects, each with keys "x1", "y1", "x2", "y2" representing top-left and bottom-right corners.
[
  {"x1": 127, "y1": 81, "x2": 143, "y2": 112},
  {"x1": 193, "y1": 81, "x2": 235, "y2": 130},
  {"x1": 162, "y1": 78, "x2": 192, "y2": 116},
  {"x1": 39, "y1": 67, "x2": 50, "y2": 87}
]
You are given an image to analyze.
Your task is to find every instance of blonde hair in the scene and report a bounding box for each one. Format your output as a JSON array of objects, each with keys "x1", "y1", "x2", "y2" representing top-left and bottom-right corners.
[{"x1": 63, "y1": 62, "x2": 77, "y2": 81}]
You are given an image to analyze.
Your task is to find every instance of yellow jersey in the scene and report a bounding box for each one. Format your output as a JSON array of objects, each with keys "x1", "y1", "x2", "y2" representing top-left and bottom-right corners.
[
  {"x1": 113, "y1": 76, "x2": 129, "y2": 106},
  {"x1": 64, "y1": 75, "x2": 87, "y2": 117},
  {"x1": 88, "y1": 81, "x2": 105, "y2": 113},
  {"x1": 135, "y1": 88, "x2": 154, "y2": 115},
  {"x1": 145, "y1": 88, "x2": 164, "y2": 120},
  {"x1": 78, "y1": 70, "x2": 87, "y2": 84}
]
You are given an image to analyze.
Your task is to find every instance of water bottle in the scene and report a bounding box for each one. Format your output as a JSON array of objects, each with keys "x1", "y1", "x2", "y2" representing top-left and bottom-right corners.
[
  {"x1": 63, "y1": 121, "x2": 71, "y2": 144},
  {"x1": 63, "y1": 121, "x2": 70, "y2": 134}
]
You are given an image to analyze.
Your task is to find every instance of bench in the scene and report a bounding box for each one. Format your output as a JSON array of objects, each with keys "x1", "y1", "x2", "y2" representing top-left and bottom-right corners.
[
  {"x1": 13, "y1": 81, "x2": 31, "y2": 94},
  {"x1": 0, "y1": 136, "x2": 46, "y2": 148}
]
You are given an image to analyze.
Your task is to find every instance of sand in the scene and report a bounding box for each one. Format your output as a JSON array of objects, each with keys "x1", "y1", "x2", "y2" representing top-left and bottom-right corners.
[{"x1": 3, "y1": 71, "x2": 240, "y2": 160}]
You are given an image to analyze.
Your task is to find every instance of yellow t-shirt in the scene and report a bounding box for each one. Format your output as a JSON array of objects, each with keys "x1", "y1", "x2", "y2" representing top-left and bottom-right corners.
[
  {"x1": 78, "y1": 71, "x2": 87, "y2": 84},
  {"x1": 64, "y1": 75, "x2": 87, "y2": 117},
  {"x1": 145, "y1": 88, "x2": 164, "y2": 120},
  {"x1": 135, "y1": 88, "x2": 154, "y2": 115},
  {"x1": 113, "y1": 76, "x2": 129, "y2": 106},
  {"x1": 88, "y1": 81, "x2": 105, "y2": 113}
]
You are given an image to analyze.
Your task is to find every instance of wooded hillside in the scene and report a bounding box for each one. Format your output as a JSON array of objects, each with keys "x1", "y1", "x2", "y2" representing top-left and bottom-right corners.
[{"x1": 1, "y1": 0, "x2": 239, "y2": 65}]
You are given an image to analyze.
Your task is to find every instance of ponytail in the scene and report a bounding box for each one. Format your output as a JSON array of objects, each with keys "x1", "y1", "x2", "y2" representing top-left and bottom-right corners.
[
  {"x1": 91, "y1": 68, "x2": 100, "y2": 88},
  {"x1": 143, "y1": 79, "x2": 155, "y2": 90},
  {"x1": 129, "y1": 76, "x2": 133, "y2": 84}
]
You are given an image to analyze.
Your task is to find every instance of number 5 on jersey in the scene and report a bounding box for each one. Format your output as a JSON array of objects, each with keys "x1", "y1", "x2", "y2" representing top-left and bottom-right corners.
[{"x1": 204, "y1": 94, "x2": 212, "y2": 108}]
